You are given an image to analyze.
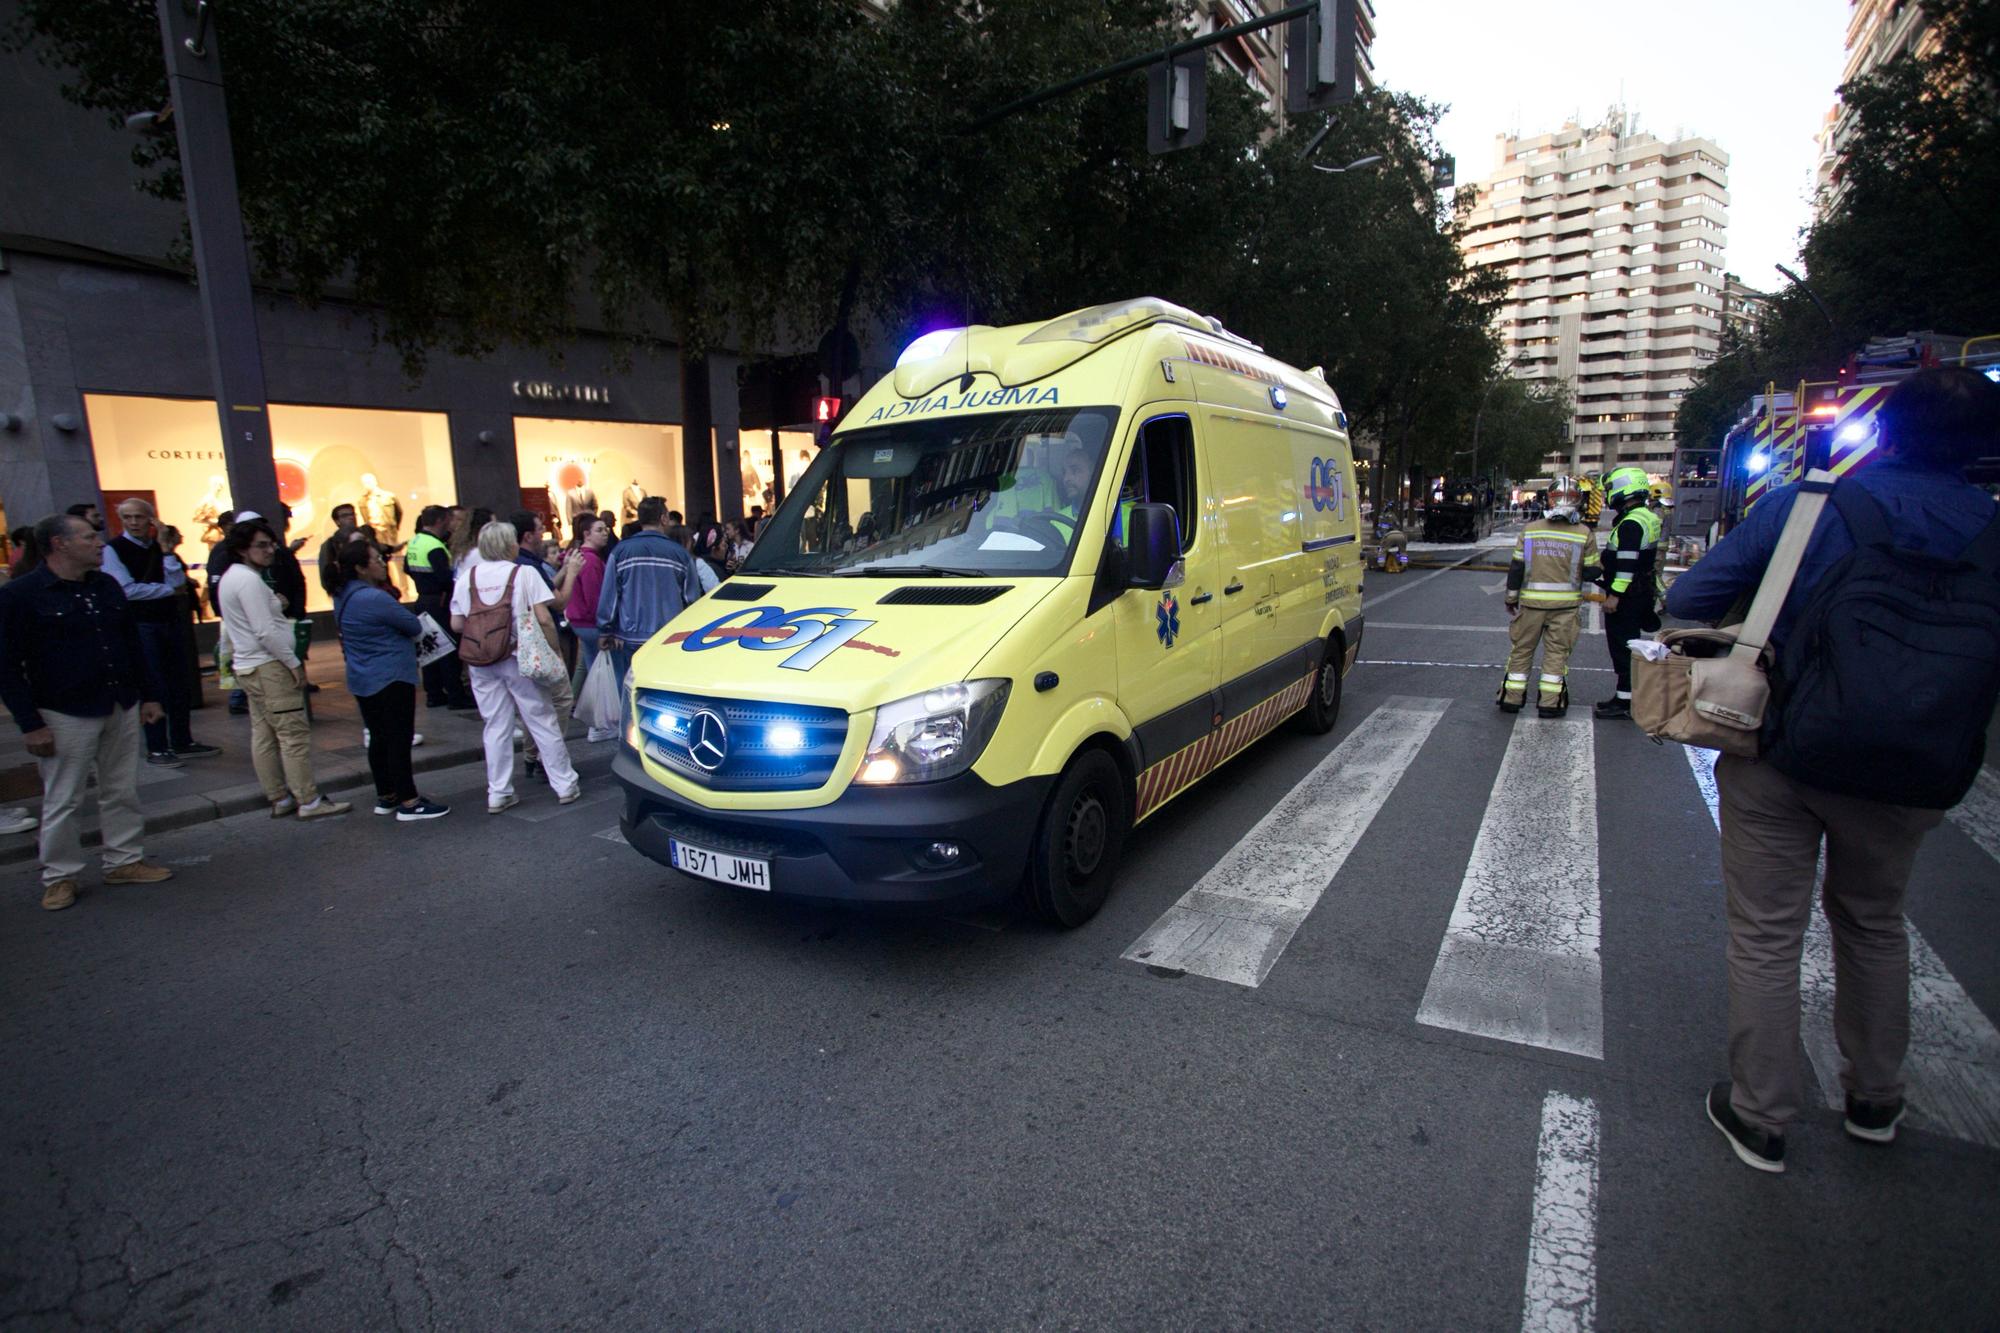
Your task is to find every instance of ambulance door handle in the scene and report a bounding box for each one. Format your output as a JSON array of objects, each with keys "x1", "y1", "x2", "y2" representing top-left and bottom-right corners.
[
  {"x1": 1223, "y1": 581, "x2": 1245, "y2": 595},
  {"x1": 1190, "y1": 591, "x2": 1213, "y2": 605}
]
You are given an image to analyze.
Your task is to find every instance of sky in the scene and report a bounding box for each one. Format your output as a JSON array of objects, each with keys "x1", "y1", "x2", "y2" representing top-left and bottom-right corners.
[{"x1": 1372, "y1": 0, "x2": 1853, "y2": 289}]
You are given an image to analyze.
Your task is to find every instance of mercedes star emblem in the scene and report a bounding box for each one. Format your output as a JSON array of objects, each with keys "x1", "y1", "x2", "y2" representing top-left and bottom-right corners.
[{"x1": 687, "y1": 709, "x2": 729, "y2": 772}]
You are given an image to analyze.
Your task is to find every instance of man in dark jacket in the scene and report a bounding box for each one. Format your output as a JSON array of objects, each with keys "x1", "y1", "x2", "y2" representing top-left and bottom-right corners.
[
  {"x1": 1666, "y1": 367, "x2": 2000, "y2": 1173},
  {"x1": 0, "y1": 513, "x2": 176, "y2": 910},
  {"x1": 598, "y1": 496, "x2": 703, "y2": 684}
]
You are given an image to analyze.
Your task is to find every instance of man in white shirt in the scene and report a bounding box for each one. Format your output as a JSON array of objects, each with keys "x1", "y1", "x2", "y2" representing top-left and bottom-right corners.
[
  {"x1": 103, "y1": 498, "x2": 220, "y2": 766},
  {"x1": 216, "y1": 522, "x2": 349, "y2": 819}
]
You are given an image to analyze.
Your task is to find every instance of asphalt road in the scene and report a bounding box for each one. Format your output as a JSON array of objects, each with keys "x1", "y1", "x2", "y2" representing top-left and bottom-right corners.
[{"x1": 4, "y1": 561, "x2": 1997, "y2": 1330}]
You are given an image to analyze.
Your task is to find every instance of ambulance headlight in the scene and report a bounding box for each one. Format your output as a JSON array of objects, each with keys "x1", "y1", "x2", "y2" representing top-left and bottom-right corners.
[{"x1": 855, "y1": 679, "x2": 1011, "y2": 784}]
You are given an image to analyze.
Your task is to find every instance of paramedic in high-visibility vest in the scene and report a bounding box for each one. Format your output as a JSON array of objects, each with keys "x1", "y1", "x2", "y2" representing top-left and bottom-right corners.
[
  {"x1": 1593, "y1": 465, "x2": 1664, "y2": 719},
  {"x1": 1498, "y1": 476, "x2": 1599, "y2": 716}
]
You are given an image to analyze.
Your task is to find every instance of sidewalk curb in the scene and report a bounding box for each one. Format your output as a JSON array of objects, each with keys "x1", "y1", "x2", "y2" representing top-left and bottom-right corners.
[{"x1": 0, "y1": 739, "x2": 494, "y2": 868}]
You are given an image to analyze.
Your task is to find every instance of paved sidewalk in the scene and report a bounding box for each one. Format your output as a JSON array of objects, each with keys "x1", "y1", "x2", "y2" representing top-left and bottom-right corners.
[{"x1": 0, "y1": 654, "x2": 602, "y2": 867}]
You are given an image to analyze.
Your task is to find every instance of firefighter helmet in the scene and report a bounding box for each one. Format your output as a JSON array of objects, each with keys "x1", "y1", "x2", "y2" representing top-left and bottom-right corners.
[
  {"x1": 1547, "y1": 474, "x2": 1583, "y2": 522},
  {"x1": 1605, "y1": 465, "x2": 1650, "y2": 506}
]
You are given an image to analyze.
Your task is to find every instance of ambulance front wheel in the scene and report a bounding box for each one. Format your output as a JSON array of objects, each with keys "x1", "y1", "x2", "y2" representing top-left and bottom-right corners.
[
  {"x1": 1294, "y1": 632, "x2": 1345, "y2": 735},
  {"x1": 1022, "y1": 749, "x2": 1128, "y2": 928}
]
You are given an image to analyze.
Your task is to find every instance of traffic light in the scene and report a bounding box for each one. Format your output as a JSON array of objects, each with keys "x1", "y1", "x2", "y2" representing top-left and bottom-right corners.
[
  {"x1": 1147, "y1": 52, "x2": 1208, "y2": 155},
  {"x1": 1287, "y1": 0, "x2": 1374, "y2": 115},
  {"x1": 814, "y1": 396, "x2": 842, "y2": 425}
]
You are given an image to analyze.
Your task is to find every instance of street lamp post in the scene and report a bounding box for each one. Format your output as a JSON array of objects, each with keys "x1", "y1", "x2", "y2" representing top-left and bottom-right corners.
[{"x1": 152, "y1": 0, "x2": 280, "y2": 525}]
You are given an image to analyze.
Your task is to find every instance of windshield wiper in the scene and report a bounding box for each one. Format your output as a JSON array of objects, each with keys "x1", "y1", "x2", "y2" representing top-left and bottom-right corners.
[{"x1": 832, "y1": 563, "x2": 991, "y2": 578}]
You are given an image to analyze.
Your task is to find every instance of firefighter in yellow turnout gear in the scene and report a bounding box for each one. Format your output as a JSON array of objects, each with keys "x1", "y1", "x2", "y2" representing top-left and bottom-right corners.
[{"x1": 1498, "y1": 477, "x2": 1601, "y2": 717}]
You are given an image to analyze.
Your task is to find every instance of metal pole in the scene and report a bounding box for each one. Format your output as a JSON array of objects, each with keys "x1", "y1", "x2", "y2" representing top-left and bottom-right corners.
[
  {"x1": 965, "y1": 0, "x2": 1316, "y2": 132},
  {"x1": 155, "y1": 0, "x2": 280, "y2": 525}
]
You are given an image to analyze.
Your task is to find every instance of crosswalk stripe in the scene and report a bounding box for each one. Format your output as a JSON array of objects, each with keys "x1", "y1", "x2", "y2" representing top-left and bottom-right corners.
[
  {"x1": 1945, "y1": 765, "x2": 2000, "y2": 867},
  {"x1": 1683, "y1": 747, "x2": 2000, "y2": 1149},
  {"x1": 1121, "y1": 696, "x2": 1449, "y2": 988},
  {"x1": 1417, "y1": 718, "x2": 1602, "y2": 1058},
  {"x1": 1521, "y1": 1091, "x2": 1599, "y2": 1333}
]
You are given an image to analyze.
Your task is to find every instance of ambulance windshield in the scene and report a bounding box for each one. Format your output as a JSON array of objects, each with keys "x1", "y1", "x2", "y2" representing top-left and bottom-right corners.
[{"x1": 742, "y1": 407, "x2": 1118, "y2": 577}]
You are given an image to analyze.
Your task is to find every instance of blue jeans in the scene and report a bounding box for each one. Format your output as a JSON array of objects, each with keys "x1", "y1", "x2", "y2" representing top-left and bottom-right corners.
[{"x1": 573, "y1": 625, "x2": 600, "y2": 680}]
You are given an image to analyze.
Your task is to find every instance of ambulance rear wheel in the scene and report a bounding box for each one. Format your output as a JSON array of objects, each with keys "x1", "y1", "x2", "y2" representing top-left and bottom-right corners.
[
  {"x1": 1295, "y1": 632, "x2": 1345, "y2": 735},
  {"x1": 1023, "y1": 749, "x2": 1127, "y2": 928}
]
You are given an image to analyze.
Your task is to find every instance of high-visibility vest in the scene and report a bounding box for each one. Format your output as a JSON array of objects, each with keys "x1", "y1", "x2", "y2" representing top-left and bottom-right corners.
[
  {"x1": 404, "y1": 530, "x2": 447, "y2": 579},
  {"x1": 1607, "y1": 505, "x2": 1662, "y2": 598}
]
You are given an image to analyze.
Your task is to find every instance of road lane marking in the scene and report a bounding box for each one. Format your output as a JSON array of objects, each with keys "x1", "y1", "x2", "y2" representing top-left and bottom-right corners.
[
  {"x1": 1418, "y1": 718, "x2": 1601, "y2": 1057},
  {"x1": 1369, "y1": 622, "x2": 1512, "y2": 633},
  {"x1": 594, "y1": 824, "x2": 628, "y2": 845},
  {"x1": 1684, "y1": 747, "x2": 2000, "y2": 1149},
  {"x1": 1522, "y1": 1091, "x2": 1599, "y2": 1333},
  {"x1": 1121, "y1": 696, "x2": 1449, "y2": 988},
  {"x1": 1356, "y1": 659, "x2": 1613, "y2": 673},
  {"x1": 1946, "y1": 765, "x2": 2000, "y2": 867}
]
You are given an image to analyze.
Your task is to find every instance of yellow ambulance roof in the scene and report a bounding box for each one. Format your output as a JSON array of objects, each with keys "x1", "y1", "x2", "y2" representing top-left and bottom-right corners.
[{"x1": 857, "y1": 298, "x2": 1337, "y2": 429}]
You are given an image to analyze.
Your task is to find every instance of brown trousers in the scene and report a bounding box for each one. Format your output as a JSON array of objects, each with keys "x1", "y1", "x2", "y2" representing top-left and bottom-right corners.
[
  {"x1": 1500, "y1": 605, "x2": 1580, "y2": 705},
  {"x1": 1715, "y1": 753, "x2": 1943, "y2": 1133}
]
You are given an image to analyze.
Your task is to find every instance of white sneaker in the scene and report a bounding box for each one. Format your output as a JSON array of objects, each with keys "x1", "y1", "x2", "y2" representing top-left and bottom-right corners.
[
  {"x1": 585, "y1": 726, "x2": 618, "y2": 744},
  {"x1": 0, "y1": 808, "x2": 37, "y2": 836},
  {"x1": 412, "y1": 732, "x2": 425, "y2": 747},
  {"x1": 512, "y1": 726, "x2": 525, "y2": 745},
  {"x1": 488, "y1": 793, "x2": 519, "y2": 815},
  {"x1": 557, "y1": 786, "x2": 581, "y2": 805}
]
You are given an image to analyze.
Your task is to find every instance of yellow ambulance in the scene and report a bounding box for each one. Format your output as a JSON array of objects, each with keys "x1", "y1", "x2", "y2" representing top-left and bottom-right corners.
[{"x1": 615, "y1": 298, "x2": 1364, "y2": 925}]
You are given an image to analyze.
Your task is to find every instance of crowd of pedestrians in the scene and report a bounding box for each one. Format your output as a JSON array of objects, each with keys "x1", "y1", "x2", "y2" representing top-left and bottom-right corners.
[{"x1": 0, "y1": 485, "x2": 747, "y2": 908}]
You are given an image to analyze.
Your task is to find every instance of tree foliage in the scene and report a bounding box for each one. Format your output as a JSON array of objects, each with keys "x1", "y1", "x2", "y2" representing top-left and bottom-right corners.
[
  {"x1": 1676, "y1": 0, "x2": 1999, "y2": 452},
  {"x1": 8, "y1": 0, "x2": 1504, "y2": 465}
]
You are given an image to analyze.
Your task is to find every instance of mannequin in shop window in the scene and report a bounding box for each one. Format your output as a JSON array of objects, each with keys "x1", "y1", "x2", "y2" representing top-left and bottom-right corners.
[
  {"x1": 619, "y1": 480, "x2": 644, "y2": 528},
  {"x1": 358, "y1": 474, "x2": 402, "y2": 547},
  {"x1": 193, "y1": 475, "x2": 231, "y2": 548}
]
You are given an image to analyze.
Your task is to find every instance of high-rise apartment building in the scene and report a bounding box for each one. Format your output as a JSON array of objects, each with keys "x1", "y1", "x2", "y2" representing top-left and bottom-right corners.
[
  {"x1": 1814, "y1": 0, "x2": 1939, "y2": 206},
  {"x1": 1460, "y1": 111, "x2": 1729, "y2": 474}
]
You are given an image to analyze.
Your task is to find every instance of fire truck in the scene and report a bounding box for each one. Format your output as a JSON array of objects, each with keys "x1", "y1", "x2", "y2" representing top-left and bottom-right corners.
[{"x1": 1675, "y1": 331, "x2": 2000, "y2": 544}]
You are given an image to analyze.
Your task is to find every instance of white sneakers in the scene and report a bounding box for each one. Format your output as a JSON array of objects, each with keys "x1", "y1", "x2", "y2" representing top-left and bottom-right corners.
[{"x1": 0, "y1": 808, "x2": 38, "y2": 836}]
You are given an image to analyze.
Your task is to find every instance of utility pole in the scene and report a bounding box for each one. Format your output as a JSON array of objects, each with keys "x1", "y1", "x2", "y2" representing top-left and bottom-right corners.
[{"x1": 153, "y1": 0, "x2": 280, "y2": 524}]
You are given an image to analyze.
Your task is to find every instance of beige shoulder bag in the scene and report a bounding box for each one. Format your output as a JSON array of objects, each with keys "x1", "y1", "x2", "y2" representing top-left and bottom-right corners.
[{"x1": 1630, "y1": 470, "x2": 1834, "y2": 756}]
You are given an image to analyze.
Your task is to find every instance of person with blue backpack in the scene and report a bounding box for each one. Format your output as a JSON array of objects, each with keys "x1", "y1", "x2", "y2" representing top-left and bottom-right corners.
[{"x1": 1666, "y1": 366, "x2": 2000, "y2": 1173}]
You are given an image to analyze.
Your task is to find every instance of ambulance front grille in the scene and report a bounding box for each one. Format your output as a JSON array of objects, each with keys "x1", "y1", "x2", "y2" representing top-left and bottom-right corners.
[{"x1": 633, "y1": 689, "x2": 849, "y2": 792}]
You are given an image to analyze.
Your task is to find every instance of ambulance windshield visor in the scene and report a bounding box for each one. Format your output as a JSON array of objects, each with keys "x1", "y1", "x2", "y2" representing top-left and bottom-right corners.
[{"x1": 741, "y1": 406, "x2": 1119, "y2": 578}]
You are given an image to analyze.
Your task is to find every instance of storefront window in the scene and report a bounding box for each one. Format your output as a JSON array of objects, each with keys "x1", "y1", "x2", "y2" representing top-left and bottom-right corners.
[
  {"x1": 84, "y1": 394, "x2": 456, "y2": 612},
  {"x1": 738, "y1": 430, "x2": 814, "y2": 523},
  {"x1": 514, "y1": 417, "x2": 686, "y2": 538}
]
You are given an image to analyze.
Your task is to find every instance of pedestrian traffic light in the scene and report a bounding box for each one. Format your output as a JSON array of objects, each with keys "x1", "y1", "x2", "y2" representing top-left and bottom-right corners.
[
  {"x1": 814, "y1": 396, "x2": 842, "y2": 425},
  {"x1": 1147, "y1": 52, "x2": 1208, "y2": 155},
  {"x1": 1287, "y1": 0, "x2": 1375, "y2": 114}
]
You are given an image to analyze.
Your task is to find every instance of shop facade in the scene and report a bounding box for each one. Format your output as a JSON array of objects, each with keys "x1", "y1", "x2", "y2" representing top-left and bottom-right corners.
[{"x1": 0, "y1": 246, "x2": 834, "y2": 591}]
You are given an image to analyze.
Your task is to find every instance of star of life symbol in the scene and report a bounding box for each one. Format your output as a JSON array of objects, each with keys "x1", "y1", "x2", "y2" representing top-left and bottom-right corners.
[{"x1": 1156, "y1": 593, "x2": 1180, "y2": 648}]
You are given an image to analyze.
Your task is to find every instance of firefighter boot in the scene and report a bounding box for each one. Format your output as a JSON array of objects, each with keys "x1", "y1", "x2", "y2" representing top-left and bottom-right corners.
[
  {"x1": 1497, "y1": 673, "x2": 1526, "y2": 713},
  {"x1": 1536, "y1": 678, "x2": 1569, "y2": 718}
]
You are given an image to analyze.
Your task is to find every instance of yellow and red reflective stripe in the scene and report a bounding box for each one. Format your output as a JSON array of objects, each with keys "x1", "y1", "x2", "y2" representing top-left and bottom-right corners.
[{"x1": 1134, "y1": 671, "x2": 1315, "y2": 822}]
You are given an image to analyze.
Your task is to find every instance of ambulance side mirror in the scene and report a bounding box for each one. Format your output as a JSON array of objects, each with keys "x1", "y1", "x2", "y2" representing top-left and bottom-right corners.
[{"x1": 1124, "y1": 502, "x2": 1184, "y2": 590}]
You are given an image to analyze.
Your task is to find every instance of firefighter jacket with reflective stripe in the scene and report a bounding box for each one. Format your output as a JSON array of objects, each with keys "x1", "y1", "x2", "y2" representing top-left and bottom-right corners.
[
  {"x1": 1603, "y1": 504, "x2": 1662, "y2": 599},
  {"x1": 1506, "y1": 518, "x2": 1600, "y2": 608}
]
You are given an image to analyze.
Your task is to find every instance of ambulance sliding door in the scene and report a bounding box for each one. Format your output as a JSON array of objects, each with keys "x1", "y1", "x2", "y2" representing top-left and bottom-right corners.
[{"x1": 1200, "y1": 406, "x2": 1299, "y2": 709}]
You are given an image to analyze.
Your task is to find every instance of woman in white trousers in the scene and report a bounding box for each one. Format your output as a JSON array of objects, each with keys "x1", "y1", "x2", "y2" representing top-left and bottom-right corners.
[{"x1": 450, "y1": 521, "x2": 579, "y2": 814}]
